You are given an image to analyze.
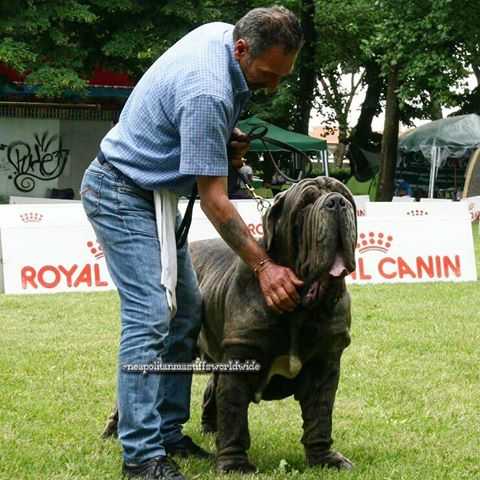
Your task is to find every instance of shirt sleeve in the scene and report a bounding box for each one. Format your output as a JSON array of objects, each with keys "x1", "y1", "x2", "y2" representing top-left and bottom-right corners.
[{"x1": 177, "y1": 94, "x2": 231, "y2": 176}]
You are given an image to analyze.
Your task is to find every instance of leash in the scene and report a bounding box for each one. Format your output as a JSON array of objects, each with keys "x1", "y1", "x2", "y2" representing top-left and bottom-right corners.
[
  {"x1": 176, "y1": 124, "x2": 313, "y2": 247},
  {"x1": 233, "y1": 125, "x2": 313, "y2": 214},
  {"x1": 244, "y1": 125, "x2": 313, "y2": 183},
  {"x1": 176, "y1": 183, "x2": 197, "y2": 249}
]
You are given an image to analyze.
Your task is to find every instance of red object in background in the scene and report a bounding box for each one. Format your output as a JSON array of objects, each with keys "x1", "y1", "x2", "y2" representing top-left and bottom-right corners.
[
  {"x1": 89, "y1": 67, "x2": 134, "y2": 87},
  {"x1": 0, "y1": 64, "x2": 25, "y2": 82},
  {"x1": 0, "y1": 63, "x2": 134, "y2": 87}
]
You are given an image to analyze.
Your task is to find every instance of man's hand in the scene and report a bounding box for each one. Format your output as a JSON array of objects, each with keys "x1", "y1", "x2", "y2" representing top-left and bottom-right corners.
[
  {"x1": 228, "y1": 127, "x2": 250, "y2": 167},
  {"x1": 256, "y1": 262, "x2": 304, "y2": 314}
]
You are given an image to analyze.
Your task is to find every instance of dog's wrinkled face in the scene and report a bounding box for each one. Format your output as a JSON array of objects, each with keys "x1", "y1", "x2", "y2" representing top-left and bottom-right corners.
[{"x1": 263, "y1": 177, "x2": 357, "y2": 308}]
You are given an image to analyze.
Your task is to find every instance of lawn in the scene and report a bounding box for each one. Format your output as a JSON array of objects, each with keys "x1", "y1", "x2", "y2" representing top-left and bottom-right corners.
[{"x1": 0, "y1": 234, "x2": 479, "y2": 480}]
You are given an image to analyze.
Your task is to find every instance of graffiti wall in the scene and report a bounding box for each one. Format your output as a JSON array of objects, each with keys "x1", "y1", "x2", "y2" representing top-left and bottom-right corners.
[{"x1": 0, "y1": 118, "x2": 111, "y2": 200}]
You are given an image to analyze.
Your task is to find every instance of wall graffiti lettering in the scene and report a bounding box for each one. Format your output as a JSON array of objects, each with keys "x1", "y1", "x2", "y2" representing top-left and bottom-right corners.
[{"x1": 0, "y1": 132, "x2": 69, "y2": 192}]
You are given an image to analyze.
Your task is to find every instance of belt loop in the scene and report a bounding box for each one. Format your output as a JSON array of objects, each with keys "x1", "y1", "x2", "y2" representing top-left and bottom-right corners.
[{"x1": 97, "y1": 150, "x2": 106, "y2": 165}]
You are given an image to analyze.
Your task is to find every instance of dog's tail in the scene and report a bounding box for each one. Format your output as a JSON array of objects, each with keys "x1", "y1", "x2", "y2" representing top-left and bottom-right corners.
[{"x1": 102, "y1": 405, "x2": 119, "y2": 439}]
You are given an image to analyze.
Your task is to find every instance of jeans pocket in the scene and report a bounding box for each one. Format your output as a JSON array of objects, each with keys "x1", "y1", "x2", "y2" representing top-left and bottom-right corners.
[{"x1": 80, "y1": 171, "x2": 103, "y2": 218}]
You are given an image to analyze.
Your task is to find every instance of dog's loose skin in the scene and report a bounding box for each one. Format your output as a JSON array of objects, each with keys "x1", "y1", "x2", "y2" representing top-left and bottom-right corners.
[{"x1": 192, "y1": 176, "x2": 357, "y2": 473}]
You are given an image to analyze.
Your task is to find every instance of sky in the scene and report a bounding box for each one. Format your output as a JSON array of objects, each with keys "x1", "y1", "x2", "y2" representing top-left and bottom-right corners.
[{"x1": 309, "y1": 74, "x2": 478, "y2": 133}]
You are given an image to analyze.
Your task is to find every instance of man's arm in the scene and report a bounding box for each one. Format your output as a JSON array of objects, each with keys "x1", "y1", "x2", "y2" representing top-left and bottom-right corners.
[{"x1": 196, "y1": 175, "x2": 303, "y2": 313}]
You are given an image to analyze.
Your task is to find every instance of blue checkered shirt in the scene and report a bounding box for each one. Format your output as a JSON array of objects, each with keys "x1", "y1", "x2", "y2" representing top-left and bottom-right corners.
[{"x1": 100, "y1": 22, "x2": 251, "y2": 196}]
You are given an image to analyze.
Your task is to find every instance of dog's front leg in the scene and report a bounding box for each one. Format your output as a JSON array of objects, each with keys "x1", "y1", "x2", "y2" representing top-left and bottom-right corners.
[
  {"x1": 215, "y1": 345, "x2": 262, "y2": 474},
  {"x1": 295, "y1": 351, "x2": 353, "y2": 470}
]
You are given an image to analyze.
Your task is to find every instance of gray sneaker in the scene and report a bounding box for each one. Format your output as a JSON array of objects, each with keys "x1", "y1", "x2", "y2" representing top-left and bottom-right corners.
[{"x1": 122, "y1": 456, "x2": 186, "y2": 480}]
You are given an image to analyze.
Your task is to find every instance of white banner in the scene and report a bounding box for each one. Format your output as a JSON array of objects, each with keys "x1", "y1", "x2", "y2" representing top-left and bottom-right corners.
[
  {"x1": 353, "y1": 195, "x2": 369, "y2": 217},
  {"x1": 392, "y1": 196, "x2": 415, "y2": 202},
  {"x1": 0, "y1": 199, "x2": 476, "y2": 294},
  {"x1": 178, "y1": 199, "x2": 265, "y2": 241},
  {"x1": 1, "y1": 226, "x2": 114, "y2": 294},
  {"x1": 348, "y1": 217, "x2": 477, "y2": 284},
  {"x1": 0, "y1": 204, "x2": 88, "y2": 228},
  {"x1": 0, "y1": 200, "x2": 264, "y2": 294},
  {"x1": 366, "y1": 201, "x2": 470, "y2": 220}
]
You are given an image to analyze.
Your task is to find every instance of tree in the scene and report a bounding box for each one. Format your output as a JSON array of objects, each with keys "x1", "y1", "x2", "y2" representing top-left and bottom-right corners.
[
  {"x1": 362, "y1": 0, "x2": 476, "y2": 200},
  {"x1": 313, "y1": 0, "x2": 381, "y2": 166},
  {"x1": 0, "y1": 0, "x2": 218, "y2": 97}
]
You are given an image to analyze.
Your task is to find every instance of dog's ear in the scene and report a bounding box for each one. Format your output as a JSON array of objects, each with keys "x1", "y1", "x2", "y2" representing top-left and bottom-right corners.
[{"x1": 263, "y1": 190, "x2": 287, "y2": 252}]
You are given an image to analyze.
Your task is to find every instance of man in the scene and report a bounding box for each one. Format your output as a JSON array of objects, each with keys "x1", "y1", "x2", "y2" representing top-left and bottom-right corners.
[
  {"x1": 228, "y1": 158, "x2": 253, "y2": 199},
  {"x1": 80, "y1": 6, "x2": 304, "y2": 480},
  {"x1": 238, "y1": 158, "x2": 254, "y2": 187}
]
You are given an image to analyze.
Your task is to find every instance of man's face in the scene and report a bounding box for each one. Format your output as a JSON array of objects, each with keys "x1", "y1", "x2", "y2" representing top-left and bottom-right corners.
[{"x1": 234, "y1": 39, "x2": 298, "y2": 92}]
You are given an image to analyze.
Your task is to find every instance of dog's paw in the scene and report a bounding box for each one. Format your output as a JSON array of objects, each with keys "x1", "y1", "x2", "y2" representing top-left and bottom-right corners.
[
  {"x1": 216, "y1": 457, "x2": 257, "y2": 474},
  {"x1": 307, "y1": 450, "x2": 353, "y2": 470},
  {"x1": 201, "y1": 422, "x2": 217, "y2": 435}
]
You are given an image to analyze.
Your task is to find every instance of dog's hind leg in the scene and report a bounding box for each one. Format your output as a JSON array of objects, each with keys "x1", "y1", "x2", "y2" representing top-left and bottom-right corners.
[{"x1": 201, "y1": 373, "x2": 218, "y2": 434}]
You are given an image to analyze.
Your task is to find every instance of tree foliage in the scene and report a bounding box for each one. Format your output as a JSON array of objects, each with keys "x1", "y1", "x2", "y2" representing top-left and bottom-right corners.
[
  {"x1": 0, "y1": 0, "x2": 220, "y2": 97},
  {"x1": 0, "y1": 0, "x2": 478, "y2": 155}
]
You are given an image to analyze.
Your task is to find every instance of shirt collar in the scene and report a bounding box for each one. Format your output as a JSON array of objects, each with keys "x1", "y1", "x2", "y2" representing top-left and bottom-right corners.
[{"x1": 225, "y1": 30, "x2": 250, "y2": 96}]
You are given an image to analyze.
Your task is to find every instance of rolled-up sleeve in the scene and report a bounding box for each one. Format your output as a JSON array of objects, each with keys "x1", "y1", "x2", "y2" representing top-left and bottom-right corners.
[{"x1": 177, "y1": 94, "x2": 231, "y2": 176}]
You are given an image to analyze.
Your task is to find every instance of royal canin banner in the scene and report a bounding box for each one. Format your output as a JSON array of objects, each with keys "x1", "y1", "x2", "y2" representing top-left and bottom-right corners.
[
  {"x1": 0, "y1": 204, "x2": 87, "y2": 228},
  {"x1": 353, "y1": 195, "x2": 369, "y2": 217},
  {"x1": 347, "y1": 217, "x2": 476, "y2": 284},
  {"x1": 0, "y1": 200, "x2": 477, "y2": 294},
  {"x1": 1, "y1": 226, "x2": 112, "y2": 293},
  {"x1": 365, "y1": 201, "x2": 471, "y2": 221}
]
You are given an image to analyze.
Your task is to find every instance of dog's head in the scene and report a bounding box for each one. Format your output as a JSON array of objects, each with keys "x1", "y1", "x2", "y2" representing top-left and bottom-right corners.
[{"x1": 262, "y1": 176, "x2": 357, "y2": 308}]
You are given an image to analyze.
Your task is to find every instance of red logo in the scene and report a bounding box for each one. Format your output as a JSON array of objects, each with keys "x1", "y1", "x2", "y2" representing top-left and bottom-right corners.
[
  {"x1": 247, "y1": 223, "x2": 264, "y2": 236},
  {"x1": 20, "y1": 212, "x2": 43, "y2": 223},
  {"x1": 20, "y1": 239, "x2": 109, "y2": 290},
  {"x1": 87, "y1": 240, "x2": 104, "y2": 260},
  {"x1": 357, "y1": 232, "x2": 393, "y2": 254},
  {"x1": 406, "y1": 209, "x2": 429, "y2": 217}
]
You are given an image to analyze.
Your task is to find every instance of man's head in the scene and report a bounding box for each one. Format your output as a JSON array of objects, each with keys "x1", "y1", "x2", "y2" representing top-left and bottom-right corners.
[{"x1": 233, "y1": 6, "x2": 304, "y2": 91}]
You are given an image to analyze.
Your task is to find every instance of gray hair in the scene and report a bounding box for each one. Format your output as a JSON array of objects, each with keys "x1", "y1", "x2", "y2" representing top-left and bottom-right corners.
[{"x1": 233, "y1": 6, "x2": 304, "y2": 58}]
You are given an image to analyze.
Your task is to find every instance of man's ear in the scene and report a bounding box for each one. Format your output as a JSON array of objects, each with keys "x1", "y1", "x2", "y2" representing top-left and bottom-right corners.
[
  {"x1": 233, "y1": 38, "x2": 249, "y2": 60},
  {"x1": 262, "y1": 191, "x2": 286, "y2": 253}
]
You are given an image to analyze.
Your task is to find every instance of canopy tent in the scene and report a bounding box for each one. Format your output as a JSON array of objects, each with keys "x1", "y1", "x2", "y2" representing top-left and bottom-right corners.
[
  {"x1": 398, "y1": 114, "x2": 480, "y2": 197},
  {"x1": 237, "y1": 116, "x2": 329, "y2": 178},
  {"x1": 237, "y1": 116, "x2": 327, "y2": 152}
]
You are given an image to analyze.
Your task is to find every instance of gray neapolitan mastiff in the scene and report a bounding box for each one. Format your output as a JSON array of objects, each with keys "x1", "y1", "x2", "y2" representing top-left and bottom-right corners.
[
  {"x1": 191, "y1": 176, "x2": 357, "y2": 473},
  {"x1": 103, "y1": 176, "x2": 357, "y2": 474}
]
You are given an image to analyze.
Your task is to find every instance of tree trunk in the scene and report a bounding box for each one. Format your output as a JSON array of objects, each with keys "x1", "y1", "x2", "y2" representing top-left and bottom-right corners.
[
  {"x1": 334, "y1": 142, "x2": 346, "y2": 168},
  {"x1": 350, "y1": 61, "x2": 383, "y2": 149},
  {"x1": 334, "y1": 120, "x2": 348, "y2": 168},
  {"x1": 473, "y1": 64, "x2": 480, "y2": 86},
  {"x1": 294, "y1": 0, "x2": 317, "y2": 134},
  {"x1": 376, "y1": 67, "x2": 400, "y2": 201},
  {"x1": 430, "y1": 98, "x2": 443, "y2": 120}
]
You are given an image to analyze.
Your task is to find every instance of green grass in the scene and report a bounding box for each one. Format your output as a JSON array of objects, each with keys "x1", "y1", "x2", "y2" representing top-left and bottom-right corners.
[{"x1": 1, "y1": 234, "x2": 479, "y2": 480}]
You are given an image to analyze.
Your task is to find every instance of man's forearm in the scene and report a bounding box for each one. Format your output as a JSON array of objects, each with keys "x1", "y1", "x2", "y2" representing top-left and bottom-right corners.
[{"x1": 200, "y1": 193, "x2": 269, "y2": 270}]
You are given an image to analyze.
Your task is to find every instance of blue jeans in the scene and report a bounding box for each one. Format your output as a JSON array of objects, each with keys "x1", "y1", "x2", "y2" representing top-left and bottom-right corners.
[{"x1": 80, "y1": 158, "x2": 202, "y2": 464}]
